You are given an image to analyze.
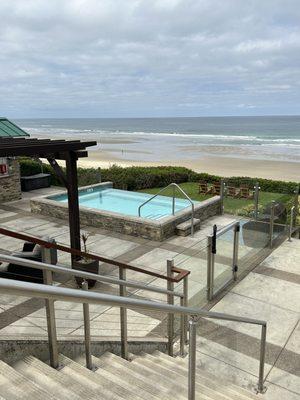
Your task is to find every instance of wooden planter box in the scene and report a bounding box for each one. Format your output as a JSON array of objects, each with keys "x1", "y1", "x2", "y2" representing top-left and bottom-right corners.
[
  {"x1": 21, "y1": 173, "x2": 51, "y2": 191},
  {"x1": 73, "y1": 259, "x2": 99, "y2": 288}
]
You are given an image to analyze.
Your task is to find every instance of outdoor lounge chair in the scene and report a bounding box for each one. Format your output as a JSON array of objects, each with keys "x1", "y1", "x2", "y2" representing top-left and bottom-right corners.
[
  {"x1": 227, "y1": 186, "x2": 238, "y2": 198},
  {"x1": 0, "y1": 237, "x2": 57, "y2": 283},
  {"x1": 211, "y1": 181, "x2": 221, "y2": 195},
  {"x1": 198, "y1": 181, "x2": 209, "y2": 194},
  {"x1": 238, "y1": 185, "x2": 253, "y2": 199}
]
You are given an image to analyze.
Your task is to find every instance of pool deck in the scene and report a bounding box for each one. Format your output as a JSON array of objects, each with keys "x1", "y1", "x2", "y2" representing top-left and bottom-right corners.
[{"x1": 0, "y1": 187, "x2": 299, "y2": 398}]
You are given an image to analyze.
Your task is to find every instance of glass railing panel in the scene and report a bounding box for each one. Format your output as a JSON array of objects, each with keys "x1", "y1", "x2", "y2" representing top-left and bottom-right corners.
[
  {"x1": 213, "y1": 227, "x2": 234, "y2": 294},
  {"x1": 172, "y1": 237, "x2": 208, "y2": 307}
]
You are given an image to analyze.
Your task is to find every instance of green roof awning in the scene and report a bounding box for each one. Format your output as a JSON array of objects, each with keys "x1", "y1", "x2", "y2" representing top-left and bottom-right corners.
[{"x1": 0, "y1": 118, "x2": 29, "y2": 138}]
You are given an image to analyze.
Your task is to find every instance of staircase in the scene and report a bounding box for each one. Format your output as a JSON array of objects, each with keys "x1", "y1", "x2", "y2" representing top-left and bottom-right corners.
[{"x1": 0, "y1": 350, "x2": 262, "y2": 400}]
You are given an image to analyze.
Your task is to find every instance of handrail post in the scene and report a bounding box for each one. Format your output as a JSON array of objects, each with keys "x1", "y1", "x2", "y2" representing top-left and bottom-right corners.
[
  {"x1": 232, "y1": 222, "x2": 240, "y2": 281},
  {"x1": 180, "y1": 274, "x2": 189, "y2": 356},
  {"x1": 41, "y1": 246, "x2": 59, "y2": 369},
  {"x1": 269, "y1": 201, "x2": 275, "y2": 248},
  {"x1": 289, "y1": 206, "x2": 295, "y2": 242},
  {"x1": 82, "y1": 280, "x2": 93, "y2": 370},
  {"x1": 172, "y1": 184, "x2": 175, "y2": 215},
  {"x1": 119, "y1": 266, "x2": 128, "y2": 360},
  {"x1": 180, "y1": 296, "x2": 185, "y2": 356},
  {"x1": 167, "y1": 259, "x2": 175, "y2": 357},
  {"x1": 257, "y1": 324, "x2": 267, "y2": 393},
  {"x1": 220, "y1": 179, "x2": 225, "y2": 215},
  {"x1": 191, "y1": 203, "x2": 194, "y2": 237},
  {"x1": 188, "y1": 315, "x2": 198, "y2": 400},
  {"x1": 254, "y1": 182, "x2": 260, "y2": 220},
  {"x1": 207, "y1": 225, "x2": 216, "y2": 301},
  {"x1": 183, "y1": 275, "x2": 189, "y2": 345}
]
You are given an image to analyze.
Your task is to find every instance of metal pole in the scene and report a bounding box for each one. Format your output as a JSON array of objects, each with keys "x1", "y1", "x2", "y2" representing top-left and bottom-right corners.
[
  {"x1": 207, "y1": 225, "x2": 216, "y2": 301},
  {"x1": 191, "y1": 204, "x2": 194, "y2": 237},
  {"x1": 167, "y1": 259, "x2": 175, "y2": 357},
  {"x1": 288, "y1": 206, "x2": 295, "y2": 242},
  {"x1": 188, "y1": 316, "x2": 198, "y2": 400},
  {"x1": 232, "y1": 223, "x2": 240, "y2": 281},
  {"x1": 220, "y1": 179, "x2": 225, "y2": 215},
  {"x1": 42, "y1": 247, "x2": 59, "y2": 369},
  {"x1": 206, "y1": 235, "x2": 214, "y2": 301},
  {"x1": 257, "y1": 324, "x2": 267, "y2": 394},
  {"x1": 269, "y1": 201, "x2": 275, "y2": 248},
  {"x1": 172, "y1": 185, "x2": 175, "y2": 215},
  {"x1": 180, "y1": 296, "x2": 185, "y2": 356},
  {"x1": 183, "y1": 276, "x2": 189, "y2": 344},
  {"x1": 119, "y1": 267, "x2": 128, "y2": 360},
  {"x1": 82, "y1": 280, "x2": 93, "y2": 370},
  {"x1": 293, "y1": 186, "x2": 299, "y2": 226},
  {"x1": 254, "y1": 182, "x2": 260, "y2": 220}
]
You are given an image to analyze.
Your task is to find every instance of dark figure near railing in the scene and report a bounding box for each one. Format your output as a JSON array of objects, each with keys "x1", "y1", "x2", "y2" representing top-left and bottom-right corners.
[{"x1": 0, "y1": 237, "x2": 57, "y2": 283}]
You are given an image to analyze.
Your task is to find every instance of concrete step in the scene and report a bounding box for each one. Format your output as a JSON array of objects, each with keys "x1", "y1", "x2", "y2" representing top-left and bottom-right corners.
[
  {"x1": 59, "y1": 353, "x2": 139, "y2": 400},
  {"x1": 13, "y1": 356, "x2": 88, "y2": 400},
  {"x1": 132, "y1": 352, "x2": 219, "y2": 400},
  {"x1": 176, "y1": 218, "x2": 201, "y2": 236},
  {"x1": 75, "y1": 352, "x2": 173, "y2": 400},
  {"x1": 0, "y1": 360, "x2": 56, "y2": 400},
  {"x1": 154, "y1": 351, "x2": 263, "y2": 400},
  {"x1": 0, "y1": 350, "x2": 265, "y2": 400}
]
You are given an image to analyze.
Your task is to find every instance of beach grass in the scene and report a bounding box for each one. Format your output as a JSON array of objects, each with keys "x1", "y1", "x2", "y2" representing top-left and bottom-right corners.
[{"x1": 138, "y1": 182, "x2": 292, "y2": 216}]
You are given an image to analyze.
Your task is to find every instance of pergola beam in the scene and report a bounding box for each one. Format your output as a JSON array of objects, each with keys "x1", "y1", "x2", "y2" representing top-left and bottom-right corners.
[{"x1": 0, "y1": 137, "x2": 97, "y2": 258}]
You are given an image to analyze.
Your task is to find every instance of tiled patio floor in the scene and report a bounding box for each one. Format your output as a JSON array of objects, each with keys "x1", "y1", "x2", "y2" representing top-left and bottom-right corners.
[{"x1": 1, "y1": 187, "x2": 299, "y2": 398}]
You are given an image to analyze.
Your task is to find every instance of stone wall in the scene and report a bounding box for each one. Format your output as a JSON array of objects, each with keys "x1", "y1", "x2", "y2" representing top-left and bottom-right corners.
[
  {"x1": 0, "y1": 159, "x2": 22, "y2": 203},
  {"x1": 31, "y1": 183, "x2": 222, "y2": 241}
]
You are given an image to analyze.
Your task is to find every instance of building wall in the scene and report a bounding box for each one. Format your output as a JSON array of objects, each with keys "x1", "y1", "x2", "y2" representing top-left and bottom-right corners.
[{"x1": 0, "y1": 159, "x2": 22, "y2": 202}]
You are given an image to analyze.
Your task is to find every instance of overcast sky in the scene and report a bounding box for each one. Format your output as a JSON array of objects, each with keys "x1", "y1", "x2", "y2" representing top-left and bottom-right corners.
[{"x1": 0, "y1": 0, "x2": 299, "y2": 118}]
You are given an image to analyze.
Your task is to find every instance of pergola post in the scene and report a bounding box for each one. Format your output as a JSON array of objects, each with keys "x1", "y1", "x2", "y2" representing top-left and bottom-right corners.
[{"x1": 65, "y1": 151, "x2": 81, "y2": 261}]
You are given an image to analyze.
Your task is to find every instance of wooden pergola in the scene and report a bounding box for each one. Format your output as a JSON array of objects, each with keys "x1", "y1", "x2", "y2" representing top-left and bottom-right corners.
[{"x1": 0, "y1": 137, "x2": 97, "y2": 257}]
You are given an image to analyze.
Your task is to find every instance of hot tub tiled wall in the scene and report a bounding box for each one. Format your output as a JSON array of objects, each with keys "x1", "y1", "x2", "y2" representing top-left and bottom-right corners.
[{"x1": 30, "y1": 182, "x2": 222, "y2": 241}]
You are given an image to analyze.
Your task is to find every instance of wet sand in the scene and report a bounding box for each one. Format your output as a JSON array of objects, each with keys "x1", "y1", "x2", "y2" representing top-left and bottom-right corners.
[
  {"x1": 78, "y1": 149, "x2": 300, "y2": 182},
  {"x1": 31, "y1": 132, "x2": 299, "y2": 182}
]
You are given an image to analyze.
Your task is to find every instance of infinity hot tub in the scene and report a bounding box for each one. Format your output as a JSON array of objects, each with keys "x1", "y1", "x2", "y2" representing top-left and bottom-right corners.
[{"x1": 31, "y1": 182, "x2": 221, "y2": 240}]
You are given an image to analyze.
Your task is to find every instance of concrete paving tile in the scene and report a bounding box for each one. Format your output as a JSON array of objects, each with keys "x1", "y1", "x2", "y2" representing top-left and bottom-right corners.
[
  {"x1": 232, "y1": 272, "x2": 300, "y2": 313},
  {"x1": 88, "y1": 236, "x2": 139, "y2": 258},
  {"x1": 132, "y1": 248, "x2": 178, "y2": 273},
  {"x1": 26, "y1": 223, "x2": 70, "y2": 238},
  {"x1": 260, "y1": 241, "x2": 300, "y2": 276},
  {"x1": 0, "y1": 317, "x2": 47, "y2": 335},
  {"x1": 210, "y1": 292, "x2": 299, "y2": 347},
  {"x1": 285, "y1": 322, "x2": 300, "y2": 354},
  {"x1": 1, "y1": 216, "x2": 47, "y2": 231},
  {"x1": 0, "y1": 295, "x2": 30, "y2": 307},
  {"x1": 268, "y1": 366, "x2": 300, "y2": 394},
  {"x1": 0, "y1": 210, "x2": 17, "y2": 219},
  {"x1": 196, "y1": 336, "x2": 273, "y2": 379}
]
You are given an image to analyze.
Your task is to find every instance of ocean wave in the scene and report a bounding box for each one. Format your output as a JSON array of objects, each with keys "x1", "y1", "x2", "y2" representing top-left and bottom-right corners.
[{"x1": 23, "y1": 126, "x2": 300, "y2": 145}]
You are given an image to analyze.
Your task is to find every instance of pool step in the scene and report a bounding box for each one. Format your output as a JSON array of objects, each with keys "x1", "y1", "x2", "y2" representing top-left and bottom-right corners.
[{"x1": 176, "y1": 218, "x2": 200, "y2": 236}]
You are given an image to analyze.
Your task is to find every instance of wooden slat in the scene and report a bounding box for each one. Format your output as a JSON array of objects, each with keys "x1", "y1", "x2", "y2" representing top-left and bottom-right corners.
[{"x1": 0, "y1": 140, "x2": 96, "y2": 157}]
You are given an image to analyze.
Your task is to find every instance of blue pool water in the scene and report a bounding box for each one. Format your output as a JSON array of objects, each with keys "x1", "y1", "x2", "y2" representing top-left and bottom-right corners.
[{"x1": 52, "y1": 188, "x2": 196, "y2": 220}]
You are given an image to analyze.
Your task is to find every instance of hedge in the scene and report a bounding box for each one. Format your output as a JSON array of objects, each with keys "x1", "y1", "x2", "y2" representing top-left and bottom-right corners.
[{"x1": 19, "y1": 158, "x2": 299, "y2": 194}]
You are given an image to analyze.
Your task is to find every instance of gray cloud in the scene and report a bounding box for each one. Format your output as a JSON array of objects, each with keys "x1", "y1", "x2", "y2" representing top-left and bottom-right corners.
[{"x1": 0, "y1": 0, "x2": 299, "y2": 117}]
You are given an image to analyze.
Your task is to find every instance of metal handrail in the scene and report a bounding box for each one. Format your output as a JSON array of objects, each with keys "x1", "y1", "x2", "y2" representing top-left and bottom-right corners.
[
  {"x1": 0, "y1": 227, "x2": 189, "y2": 283},
  {"x1": 0, "y1": 277, "x2": 267, "y2": 397},
  {"x1": 288, "y1": 205, "x2": 295, "y2": 242},
  {"x1": 0, "y1": 254, "x2": 184, "y2": 298},
  {"x1": 138, "y1": 183, "x2": 195, "y2": 236}
]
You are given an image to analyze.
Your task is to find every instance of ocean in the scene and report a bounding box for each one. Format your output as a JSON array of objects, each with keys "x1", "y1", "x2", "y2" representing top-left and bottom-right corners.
[{"x1": 16, "y1": 116, "x2": 300, "y2": 163}]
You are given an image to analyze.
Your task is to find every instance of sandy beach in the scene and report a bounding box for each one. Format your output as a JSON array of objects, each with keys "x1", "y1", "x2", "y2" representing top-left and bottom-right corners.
[
  {"x1": 29, "y1": 127, "x2": 300, "y2": 182},
  {"x1": 78, "y1": 148, "x2": 300, "y2": 182}
]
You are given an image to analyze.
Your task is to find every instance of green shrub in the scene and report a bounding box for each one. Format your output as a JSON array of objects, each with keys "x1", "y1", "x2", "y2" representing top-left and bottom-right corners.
[{"x1": 19, "y1": 158, "x2": 299, "y2": 195}]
